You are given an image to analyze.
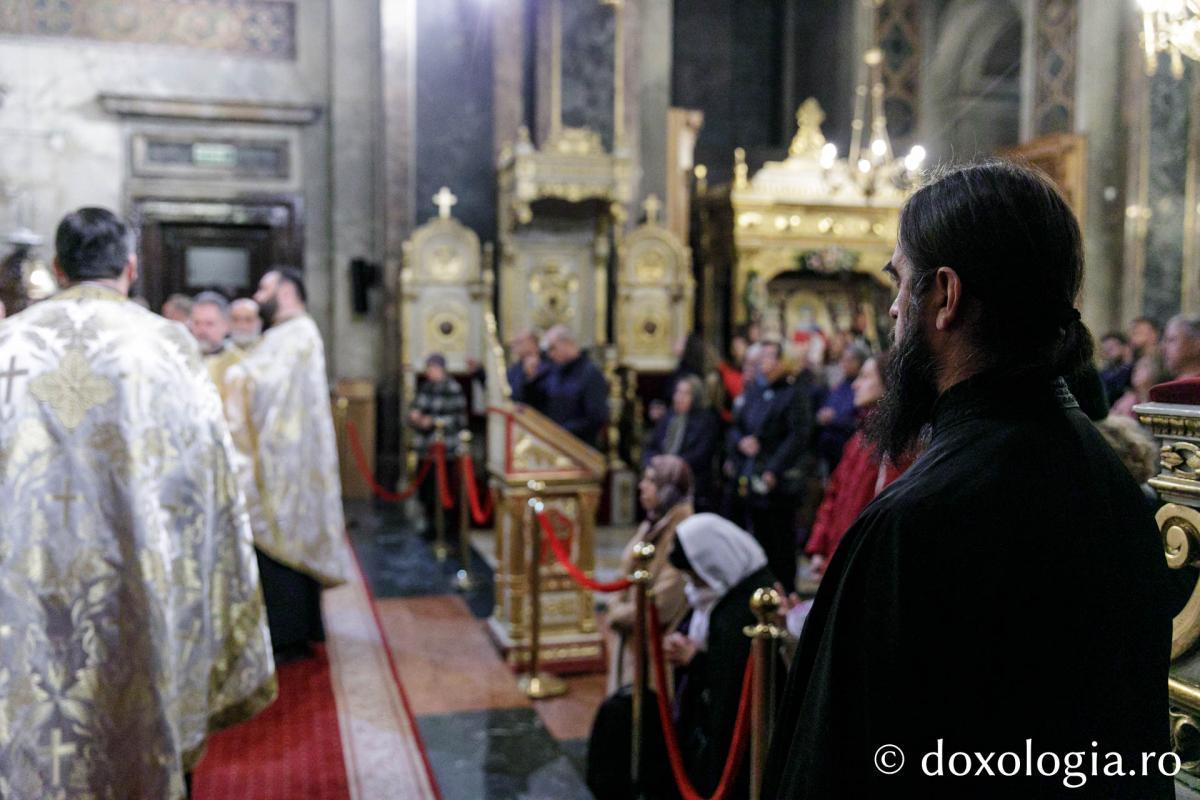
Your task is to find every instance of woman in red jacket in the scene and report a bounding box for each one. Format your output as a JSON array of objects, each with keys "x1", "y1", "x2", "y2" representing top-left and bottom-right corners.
[{"x1": 804, "y1": 350, "x2": 910, "y2": 575}]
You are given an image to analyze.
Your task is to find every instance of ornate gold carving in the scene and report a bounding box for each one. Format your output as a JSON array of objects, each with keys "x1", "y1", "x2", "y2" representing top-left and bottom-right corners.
[
  {"x1": 529, "y1": 262, "x2": 579, "y2": 328},
  {"x1": 546, "y1": 127, "x2": 604, "y2": 157},
  {"x1": 789, "y1": 98, "x2": 827, "y2": 158},
  {"x1": 1171, "y1": 711, "x2": 1200, "y2": 772},
  {"x1": 512, "y1": 434, "x2": 576, "y2": 472},
  {"x1": 1159, "y1": 504, "x2": 1200, "y2": 660},
  {"x1": 428, "y1": 245, "x2": 465, "y2": 281},
  {"x1": 1164, "y1": 442, "x2": 1200, "y2": 480}
]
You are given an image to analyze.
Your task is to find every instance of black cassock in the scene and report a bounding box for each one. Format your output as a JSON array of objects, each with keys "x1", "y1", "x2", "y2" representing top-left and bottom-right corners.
[{"x1": 763, "y1": 370, "x2": 1174, "y2": 799}]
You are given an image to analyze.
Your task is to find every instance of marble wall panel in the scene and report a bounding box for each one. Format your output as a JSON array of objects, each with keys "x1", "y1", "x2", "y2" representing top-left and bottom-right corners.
[
  {"x1": 414, "y1": 0, "x2": 495, "y2": 242},
  {"x1": 0, "y1": 0, "x2": 297, "y2": 58},
  {"x1": 1143, "y1": 62, "x2": 1190, "y2": 324}
]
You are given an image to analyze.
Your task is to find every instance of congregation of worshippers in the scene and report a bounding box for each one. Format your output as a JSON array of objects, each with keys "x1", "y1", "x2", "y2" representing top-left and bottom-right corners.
[
  {"x1": 2, "y1": 173, "x2": 1199, "y2": 798},
  {"x1": 1, "y1": 168, "x2": 1196, "y2": 798}
]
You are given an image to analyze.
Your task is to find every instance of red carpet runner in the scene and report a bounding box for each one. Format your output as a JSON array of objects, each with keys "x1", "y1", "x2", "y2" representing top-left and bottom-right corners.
[{"x1": 193, "y1": 647, "x2": 351, "y2": 800}]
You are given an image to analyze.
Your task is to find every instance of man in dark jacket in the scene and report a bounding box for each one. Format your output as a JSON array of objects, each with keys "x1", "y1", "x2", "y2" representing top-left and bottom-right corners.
[
  {"x1": 506, "y1": 327, "x2": 550, "y2": 409},
  {"x1": 727, "y1": 340, "x2": 814, "y2": 587},
  {"x1": 542, "y1": 325, "x2": 609, "y2": 448},
  {"x1": 764, "y1": 161, "x2": 1173, "y2": 799},
  {"x1": 643, "y1": 375, "x2": 720, "y2": 510}
]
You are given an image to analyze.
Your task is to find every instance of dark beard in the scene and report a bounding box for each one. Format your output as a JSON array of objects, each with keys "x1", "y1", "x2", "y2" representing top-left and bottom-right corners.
[
  {"x1": 259, "y1": 297, "x2": 278, "y2": 329},
  {"x1": 863, "y1": 308, "x2": 940, "y2": 462}
]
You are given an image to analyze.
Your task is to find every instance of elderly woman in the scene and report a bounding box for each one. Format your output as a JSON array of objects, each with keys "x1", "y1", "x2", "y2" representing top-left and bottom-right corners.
[
  {"x1": 644, "y1": 375, "x2": 720, "y2": 511},
  {"x1": 605, "y1": 454, "x2": 694, "y2": 693},
  {"x1": 664, "y1": 513, "x2": 778, "y2": 798}
]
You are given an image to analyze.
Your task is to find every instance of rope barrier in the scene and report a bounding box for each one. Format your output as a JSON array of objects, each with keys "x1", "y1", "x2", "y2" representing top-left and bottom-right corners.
[
  {"x1": 647, "y1": 602, "x2": 754, "y2": 800},
  {"x1": 346, "y1": 418, "x2": 433, "y2": 503},
  {"x1": 460, "y1": 453, "x2": 494, "y2": 525},
  {"x1": 534, "y1": 509, "x2": 634, "y2": 593},
  {"x1": 432, "y1": 441, "x2": 454, "y2": 510}
]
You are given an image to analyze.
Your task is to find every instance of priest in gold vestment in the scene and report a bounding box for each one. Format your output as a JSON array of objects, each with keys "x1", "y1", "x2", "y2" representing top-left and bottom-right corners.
[
  {"x1": 0, "y1": 208, "x2": 275, "y2": 799},
  {"x1": 190, "y1": 290, "x2": 244, "y2": 400},
  {"x1": 224, "y1": 268, "x2": 352, "y2": 658}
]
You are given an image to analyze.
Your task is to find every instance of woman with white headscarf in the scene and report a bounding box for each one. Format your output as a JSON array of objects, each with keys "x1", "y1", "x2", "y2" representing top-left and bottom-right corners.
[{"x1": 663, "y1": 513, "x2": 778, "y2": 798}]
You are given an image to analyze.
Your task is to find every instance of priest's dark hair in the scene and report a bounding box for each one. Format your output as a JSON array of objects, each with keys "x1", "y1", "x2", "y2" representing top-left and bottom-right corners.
[
  {"x1": 55, "y1": 207, "x2": 136, "y2": 281},
  {"x1": 898, "y1": 159, "x2": 1093, "y2": 376},
  {"x1": 272, "y1": 266, "x2": 308, "y2": 305}
]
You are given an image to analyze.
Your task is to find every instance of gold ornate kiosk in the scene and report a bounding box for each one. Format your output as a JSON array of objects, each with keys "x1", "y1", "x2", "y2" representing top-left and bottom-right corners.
[
  {"x1": 1137, "y1": 399, "x2": 1200, "y2": 780},
  {"x1": 400, "y1": 186, "x2": 494, "y2": 375},
  {"x1": 696, "y1": 98, "x2": 907, "y2": 347},
  {"x1": 482, "y1": 313, "x2": 606, "y2": 672},
  {"x1": 616, "y1": 194, "x2": 695, "y2": 372}
]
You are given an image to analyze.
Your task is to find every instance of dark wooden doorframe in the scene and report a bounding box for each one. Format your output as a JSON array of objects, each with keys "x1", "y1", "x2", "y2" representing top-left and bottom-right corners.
[{"x1": 130, "y1": 194, "x2": 305, "y2": 310}]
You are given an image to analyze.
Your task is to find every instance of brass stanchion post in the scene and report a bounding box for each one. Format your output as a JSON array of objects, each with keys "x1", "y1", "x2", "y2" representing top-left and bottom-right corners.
[
  {"x1": 518, "y1": 480, "x2": 567, "y2": 699},
  {"x1": 744, "y1": 587, "x2": 783, "y2": 800},
  {"x1": 432, "y1": 420, "x2": 448, "y2": 562},
  {"x1": 629, "y1": 541, "x2": 656, "y2": 794},
  {"x1": 454, "y1": 430, "x2": 475, "y2": 591}
]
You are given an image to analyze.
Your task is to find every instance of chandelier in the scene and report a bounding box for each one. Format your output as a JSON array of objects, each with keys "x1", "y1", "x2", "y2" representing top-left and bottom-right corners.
[
  {"x1": 815, "y1": 46, "x2": 926, "y2": 199},
  {"x1": 1140, "y1": 0, "x2": 1200, "y2": 78}
]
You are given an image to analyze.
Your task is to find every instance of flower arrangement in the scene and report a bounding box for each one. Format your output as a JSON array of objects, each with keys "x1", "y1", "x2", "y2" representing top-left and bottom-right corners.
[{"x1": 796, "y1": 246, "x2": 860, "y2": 274}]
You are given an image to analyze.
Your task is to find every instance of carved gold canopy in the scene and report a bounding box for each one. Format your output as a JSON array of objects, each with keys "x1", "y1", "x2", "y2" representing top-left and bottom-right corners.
[{"x1": 730, "y1": 98, "x2": 903, "y2": 323}]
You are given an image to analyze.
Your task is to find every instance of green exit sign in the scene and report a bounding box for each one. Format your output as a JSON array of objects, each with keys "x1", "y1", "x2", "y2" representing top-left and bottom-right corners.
[{"x1": 192, "y1": 142, "x2": 237, "y2": 167}]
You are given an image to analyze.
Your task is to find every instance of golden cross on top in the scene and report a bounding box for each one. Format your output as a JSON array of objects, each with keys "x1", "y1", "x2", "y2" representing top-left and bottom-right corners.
[
  {"x1": 433, "y1": 186, "x2": 458, "y2": 220},
  {"x1": 642, "y1": 194, "x2": 662, "y2": 225}
]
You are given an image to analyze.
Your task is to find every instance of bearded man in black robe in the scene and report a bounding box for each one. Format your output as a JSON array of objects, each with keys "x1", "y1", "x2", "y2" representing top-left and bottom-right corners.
[{"x1": 763, "y1": 161, "x2": 1174, "y2": 799}]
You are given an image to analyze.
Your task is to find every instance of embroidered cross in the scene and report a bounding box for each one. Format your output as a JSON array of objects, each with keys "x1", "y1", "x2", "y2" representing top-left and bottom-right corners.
[
  {"x1": 46, "y1": 727, "x2": 76, "y2": 787},
  {"x1": 52, "y1": 478, "x2": 80, "y2": 529},
  {"x1": 0, "y1": 356, "x2": 28, "y2": 404}
]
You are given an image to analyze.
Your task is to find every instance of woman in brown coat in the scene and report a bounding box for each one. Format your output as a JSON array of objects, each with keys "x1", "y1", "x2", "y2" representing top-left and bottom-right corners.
[{"x1": 605, "y1": 454, "x2": 693, "y2": 692}]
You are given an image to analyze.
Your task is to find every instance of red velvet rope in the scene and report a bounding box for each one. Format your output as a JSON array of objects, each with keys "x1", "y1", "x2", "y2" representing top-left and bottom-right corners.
[
  {"x1": 346, "y1": 418, "x2": 433, "y2": 503},
  {"x1": 432, "y1": 442, "x2": 454, "y2": 510},
  {"x1": 534, "y1": 510, "x2": 634, "y2": 593},
  {"x1": 460, "y1": 454, "x2": 494, "y2": 525},
  {"x1": 647, "y1": 602, "x2": 754, "y2": 800}
]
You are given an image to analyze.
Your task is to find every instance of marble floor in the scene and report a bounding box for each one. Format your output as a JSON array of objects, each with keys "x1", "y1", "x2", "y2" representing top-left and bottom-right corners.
[{"x1": 345, "y1": 500, "x2": 614, "y2": 800}]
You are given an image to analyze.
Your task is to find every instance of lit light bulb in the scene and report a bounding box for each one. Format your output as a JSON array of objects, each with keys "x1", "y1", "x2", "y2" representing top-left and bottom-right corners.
[
  {"x1": 904, "y1": 145, "x2": 926, "y2": 172},
  {"x1": 1139, "y1": 0, "x2": 1160, "y2": 10},
  {"x1": 858, "y1": 158, "x2": 872, "y2": 174},
  {"x1": 871, "y1": 139, "x2": 887, "y2": 157},
  {"x1": 819, "y1": 142, "x2": 838, "y2": 168}
]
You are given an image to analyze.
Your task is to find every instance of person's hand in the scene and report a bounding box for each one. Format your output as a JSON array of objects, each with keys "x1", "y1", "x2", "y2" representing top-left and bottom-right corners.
[
  {"x1": 808, "y1": 554, "x2": 827, "y2": 576},
  {"x1": 738, "y1": 436, "x2": 760, "y2": 457},
  {"x1": 772, "y1": 581, "x2": 803, "y2": 616},
  {"x1": 663, "y1": 632, "x2": 699, "y2": 666},
  {"x1": 522, "y1": 354, "x2": 541, "y2": 378},
  {"x1": 648, "y1": 400, "x2": 666, "y2": 422},
  {"x1": 761, "y1": 471, "x2": 777, "y2": 491},
  {"x1": 407, "y1": 409, "x2": 423, "y2": 426},
  {"x1": 816, "y1": 407, "x2": 836, "y2": 426}
]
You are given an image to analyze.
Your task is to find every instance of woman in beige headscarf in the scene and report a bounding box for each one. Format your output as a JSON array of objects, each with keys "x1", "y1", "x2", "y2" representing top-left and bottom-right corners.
[{"x1": 605, "y1": 454, "x2": 693, "y2": 692}]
